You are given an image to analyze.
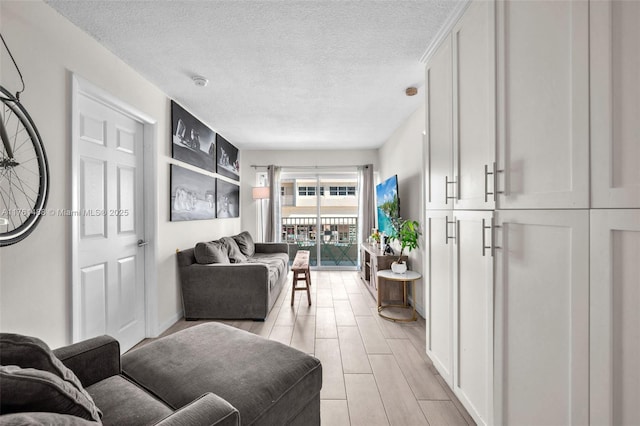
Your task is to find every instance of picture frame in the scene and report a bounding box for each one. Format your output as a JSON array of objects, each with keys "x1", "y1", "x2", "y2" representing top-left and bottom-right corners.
[
  {"x1": 170, "y1": 164, "x2": 216, "y2": 221},
  {"x1": 171, "y1": 100, "x2": 216, "y2": 173},
  {"x1": 216, "y1": 134, "x2": 240, "y2": 181},
  {"x1": 216, "y1": 179, "x2": 240, "y2": 218}
]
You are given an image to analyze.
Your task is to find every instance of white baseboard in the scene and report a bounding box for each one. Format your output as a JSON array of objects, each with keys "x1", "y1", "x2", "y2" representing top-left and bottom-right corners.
[{"x1": 155, "y1": 310, "x2": 184, "y2": 337}]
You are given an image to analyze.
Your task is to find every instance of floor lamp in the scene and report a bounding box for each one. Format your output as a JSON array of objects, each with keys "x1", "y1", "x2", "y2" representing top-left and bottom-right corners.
[{"x1": 252, "y1": 186, "x2": 270, "y2": 242}]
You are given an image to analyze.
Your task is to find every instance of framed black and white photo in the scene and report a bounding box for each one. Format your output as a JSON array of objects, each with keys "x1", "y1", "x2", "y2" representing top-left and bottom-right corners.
[
  {"x1": 216, "y1": 134, "x2": 239, "y2": 181},
  {"x1": 170, "y1": 164, "x2": 216, "y2": 221},
  {"x1": 216, "y1": 179, "x2": 240, "y2": 218},
  {"x1": 171, "y1": 100, "x2": 216, "y2": 173}
]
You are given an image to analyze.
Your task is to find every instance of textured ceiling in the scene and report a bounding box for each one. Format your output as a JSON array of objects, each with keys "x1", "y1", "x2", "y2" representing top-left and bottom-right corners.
[{"x1": 46, "y1": 1, "x2": 463, "y2": 150}]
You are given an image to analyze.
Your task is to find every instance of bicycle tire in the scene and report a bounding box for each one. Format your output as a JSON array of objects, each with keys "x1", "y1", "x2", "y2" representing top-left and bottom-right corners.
[{"x1": 0, "y1": 85, "x2": 49, "y2": 247}]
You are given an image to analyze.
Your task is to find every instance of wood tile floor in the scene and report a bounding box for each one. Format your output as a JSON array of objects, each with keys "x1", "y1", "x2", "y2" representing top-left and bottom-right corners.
[{"x1": 136, "y1": 271, "x2": 475, "y2": 426}]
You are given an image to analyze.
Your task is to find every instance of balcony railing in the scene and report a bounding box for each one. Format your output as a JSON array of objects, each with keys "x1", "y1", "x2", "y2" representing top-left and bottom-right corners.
[{"x1": 282, "y1": 216, "x2": 358, "y2": 267}]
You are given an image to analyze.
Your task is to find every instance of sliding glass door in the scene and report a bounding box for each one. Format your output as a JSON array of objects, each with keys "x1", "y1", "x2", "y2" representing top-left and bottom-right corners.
[{"x1": 280, "y1": 170, "x2": 359, "y2": 269}]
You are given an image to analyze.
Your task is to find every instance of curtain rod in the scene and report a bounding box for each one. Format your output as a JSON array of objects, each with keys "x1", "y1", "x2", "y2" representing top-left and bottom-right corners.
[{"x1": 250, "y1": 165, "x2": 368, "y2": 169}]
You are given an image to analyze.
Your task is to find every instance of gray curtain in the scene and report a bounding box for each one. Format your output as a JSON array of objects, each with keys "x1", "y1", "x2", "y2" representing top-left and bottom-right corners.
[
  {"x1": 265, "y1": 165, "x2": 281, "y2": 242},
  {"x1": 358, "y1": 164, "x2": 375, "y2": 244}
]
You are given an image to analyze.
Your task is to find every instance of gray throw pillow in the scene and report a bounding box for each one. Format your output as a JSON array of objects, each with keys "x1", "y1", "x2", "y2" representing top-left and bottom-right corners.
[
  {"x1": 0, "y1": 366, "x2": 102, "y2": 422},
  {"x1": 233, "y1": 231, "x2": 255, "y2": 257},
  {"x1": 220, "y1": 237, "x2": 247, "y2": 263},
  {"x1": 0, "y1": 334, "x2": 102, "y2": 420},
  {"x1": 194, "y1": 241, "x2": 230, "y2": 264}
]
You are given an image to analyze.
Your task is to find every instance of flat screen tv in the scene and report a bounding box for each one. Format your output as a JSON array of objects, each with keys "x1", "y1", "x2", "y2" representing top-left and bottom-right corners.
[{"x1": 375, "y1": 174, "x2": 400, "y2": 237}]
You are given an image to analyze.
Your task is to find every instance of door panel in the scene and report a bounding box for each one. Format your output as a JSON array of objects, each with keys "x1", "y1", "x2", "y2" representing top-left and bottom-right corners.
[
  {"x1": 591, "y1": 0, "x2": 640, "y2": 208},
  {"x1": 74, "y1": 91, "x2": 146, "y2": 353},
  {"x1": 425, "y1": 210, "x2": 453, "y2": 385},
  {"x1": 453, "y1": 0, "x2": 496, "y2": 210},
  {"x1": 496, "y1": 1, "x2": 589, "y2": 208},
  {"x1": 494, "y1": 210, "x2": 589, "y2": 425},
  {"x1": 453, "y1": 210, "x2": 493, "y2": 426},
  {"x1": 590, "y1": 209, "x2": 640, "y2": 425},
  {"x1": 425, "y1": 36, "x2": 453, "y2": 210}
]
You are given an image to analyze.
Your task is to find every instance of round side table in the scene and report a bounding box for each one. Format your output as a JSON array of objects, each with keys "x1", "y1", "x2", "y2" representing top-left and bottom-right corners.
[{"x1": 376, "y1": 269, "x2": 422, "y2": 322}]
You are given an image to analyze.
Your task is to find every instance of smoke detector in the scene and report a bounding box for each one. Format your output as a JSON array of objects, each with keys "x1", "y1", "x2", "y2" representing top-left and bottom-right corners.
[{"x1": 192, "y1": 76, "x2": 209, "y2": 87}]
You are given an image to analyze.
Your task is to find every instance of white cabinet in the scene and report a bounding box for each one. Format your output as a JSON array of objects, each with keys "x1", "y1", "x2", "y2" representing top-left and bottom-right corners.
[
  {"x1": 425, "y1": 1, "x2": 496, "y2": 211},
  {"x1": 494, "y1": 210, "x2": 589, "y2": 426},
  {"x1": 590, "y1": 209, "x2": 640, "y2": 425},
  {"x1": 452, "y1": 210, "x2": 494, "y2": 426},
  {"x1": 590, "y1": 0, "x2": 640, "y2": 208},
  {"x1": 496, "y1": 0, "x2": 589, "y2": 209},
  {"x1": 452, "y1": 0, "x2": 496, "y2": 210},
  {"x1": 424, "y1": 210, "x2": 454, "y2": 385},
  {"x1": 425, "y1": 36, "x2": 453, "y2": 210}
]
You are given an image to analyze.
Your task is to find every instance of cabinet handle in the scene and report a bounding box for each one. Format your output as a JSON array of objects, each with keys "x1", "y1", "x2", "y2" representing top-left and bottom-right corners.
[
  {"x1": 493, "y1": 162, "x2": 504, "y2": 202},
  {"x1": 482, "y1": 218, "x2": 492, "y2": 256},
  {"x1": 491, "y1": 218, "x2": 502, "y2": 257},
  {"x1": 445, "y1": 215, "x2": 457, "y2": 245},
  {"x1": 445, "y1": 176, "x2": 457, "y2": 205},
  {"x1": 485, "y1": 163, "x2": 504, "y2": 203}
]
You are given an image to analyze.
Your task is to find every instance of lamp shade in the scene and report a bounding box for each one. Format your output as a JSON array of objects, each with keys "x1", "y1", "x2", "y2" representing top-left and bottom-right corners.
[{"x1": 252, "y1": 186, "x2": 270, "y2": 200}]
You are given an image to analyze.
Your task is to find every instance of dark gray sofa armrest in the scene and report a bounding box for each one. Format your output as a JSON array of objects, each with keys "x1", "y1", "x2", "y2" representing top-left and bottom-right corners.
[
  {"x1": 53, "y1": 335, "x2": 121, "y2": 387},
  {"x1": 154, "y1": 393, "x2": 240, "y2": 426},
  {"x1": 254, "y1": 242, "x2": 289, "y2": 255}
]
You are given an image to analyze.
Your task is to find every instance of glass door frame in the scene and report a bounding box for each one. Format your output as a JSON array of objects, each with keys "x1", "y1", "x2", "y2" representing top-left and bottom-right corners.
[{"x1": 280, "y1": 168, "x2": 359, "y2": 271}]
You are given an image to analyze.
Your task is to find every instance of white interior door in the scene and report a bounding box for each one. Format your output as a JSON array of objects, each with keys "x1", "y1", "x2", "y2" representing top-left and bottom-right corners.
[
  {"x1": 494, "y1": 209, "x2": 589, "y2": 426},
  {"x1": 73, "y1": 88, "x2": 146, "y2": 353},
  {"x1": 590, "y1": 209, "x2": 640, "y2": 425}
]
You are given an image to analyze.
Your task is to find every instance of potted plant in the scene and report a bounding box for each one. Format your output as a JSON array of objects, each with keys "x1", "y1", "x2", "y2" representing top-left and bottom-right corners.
[{"x1": 388, "y1": 218, "x2": 421, "y2": 274}]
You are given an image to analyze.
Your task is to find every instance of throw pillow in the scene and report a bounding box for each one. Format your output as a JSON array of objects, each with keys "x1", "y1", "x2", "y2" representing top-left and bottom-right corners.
[
  {"x1": 233, "y1": 231, "x2": 255, "y2": 257},
  {"x1": 220, "y1": 237, "x2": 247, "y2": 263},
  {"x1": 0, "y1": 366, "x2": 102, "y2": 422},
  {"x1": 194, "y1": 241, "x2": 230, "y2": 264},
  {"x1": 0, "y1": 334, "x2": 102, "y2": 420}
]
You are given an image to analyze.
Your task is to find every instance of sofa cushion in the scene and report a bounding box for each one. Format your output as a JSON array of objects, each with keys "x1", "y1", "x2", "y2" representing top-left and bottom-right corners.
[
  {"x1": 220, "y1": 237, "x2": 247, "y2": 263},
  {"x1": 86, "y1": 375, "x2": 172, "y2": 426},
  {"x1": 122, "y1": 323, "x2": 322, "y2": 425},
  {"x1": 247, "y1": 253, "x2": 289, "y2": 290},
  {"x1": 0, "y1": 412, "x2": 100, "y2": 425},
  {"x1": 0, "y1": 333, "x2": 101, "y2": 419},
  {"x1": 194, "y1": 241, "x2": 230, "y2": 265},
  {"x1": 0, "y1": 366, "x2": 102, "y2": 422},
  {"x1": 232, "y1": 231, "x2": 255, "y2": 257}
]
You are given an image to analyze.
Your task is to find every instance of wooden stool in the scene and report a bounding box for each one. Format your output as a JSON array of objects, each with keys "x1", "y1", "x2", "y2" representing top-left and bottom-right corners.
[{"x1": 291, "y1": 250, "x2": 311, "y2": 306}]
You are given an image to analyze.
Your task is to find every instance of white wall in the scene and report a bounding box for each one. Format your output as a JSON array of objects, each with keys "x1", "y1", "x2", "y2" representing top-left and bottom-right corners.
[
  {"x1": 378, "y1": 105, "x2": 426, "y2": 316},
  {"x1": 0, "y1": 1, "x2": 239, "y2": 347},
  {"x1": 240, "y1": 150, "x2": 378, "y2": 239}
]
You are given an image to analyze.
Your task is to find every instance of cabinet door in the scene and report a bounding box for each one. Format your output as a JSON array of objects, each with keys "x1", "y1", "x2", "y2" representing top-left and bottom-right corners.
[
  {"x1": 496, "y1": 1, "x2": 589, "y2": 209},
  {"x1": 425, "y1": 210, "x2": 454, "y2": 385},
  {"x1": 453, "y1": 0, "x2": 496, "y2": 211},
  {"x1": 425, "y1": 36, "x2": 453, "y2": 210},
  {"x1": 452, "y1": 210, "x2": 494, "y2": 426},
  {"x1": 591, "y1": 0, "x2": 640, "y2": 208},
  {"x1": 590, "y1": 209, "x2": 640, "y2": 425},
  {"x1": 494, "y1": 210, "x2": 589, "y2": 425}
]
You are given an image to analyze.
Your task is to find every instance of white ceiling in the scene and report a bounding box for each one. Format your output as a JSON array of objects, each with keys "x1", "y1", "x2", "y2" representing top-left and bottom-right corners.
[{"x1": 46, "y1": 1, "x2": 463, "y2": 150}]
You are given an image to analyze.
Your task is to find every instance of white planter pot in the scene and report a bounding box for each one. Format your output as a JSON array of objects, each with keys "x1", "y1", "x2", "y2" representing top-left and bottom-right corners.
[{"x1": 391, "y1": 261, "x2": 407, "y2": 274}]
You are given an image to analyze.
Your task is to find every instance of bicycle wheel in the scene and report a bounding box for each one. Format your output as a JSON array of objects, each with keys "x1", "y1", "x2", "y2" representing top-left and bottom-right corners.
[{"x1": 0, "y1": 85, "x2": 49, "y2": 247}]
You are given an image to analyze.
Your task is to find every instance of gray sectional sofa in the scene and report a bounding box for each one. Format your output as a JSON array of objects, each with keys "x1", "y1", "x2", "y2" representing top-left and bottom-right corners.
[
  {"x1": 0, "y1": 322, "x2": 322, "y2": 425},
  {"x1": 177, "y1": 232, "x2": 289, "y2": 320}
]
